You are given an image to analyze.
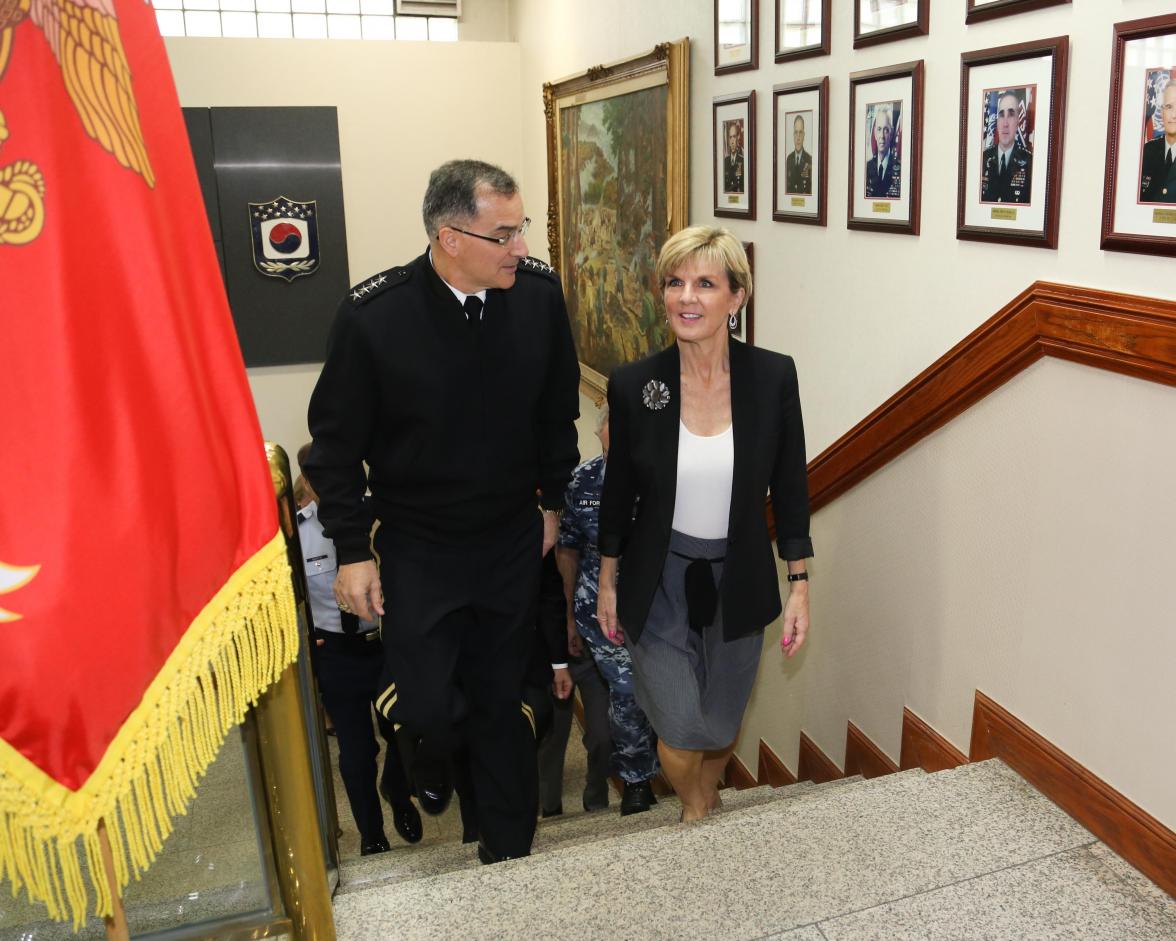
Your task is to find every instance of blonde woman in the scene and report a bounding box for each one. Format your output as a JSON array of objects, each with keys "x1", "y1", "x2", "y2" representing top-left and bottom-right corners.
[{"x1": 597, "y1": 226, "x2": 812, "y2": 821}]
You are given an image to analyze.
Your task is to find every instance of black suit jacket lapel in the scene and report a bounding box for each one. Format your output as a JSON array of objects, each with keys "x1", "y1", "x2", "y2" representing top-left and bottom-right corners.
[
  {"x1": 653, "y1": 344, "x2": 681, "y2": 527},
  {"x1": 727, "y1": 337, "x2": 754, "y2": 542}
]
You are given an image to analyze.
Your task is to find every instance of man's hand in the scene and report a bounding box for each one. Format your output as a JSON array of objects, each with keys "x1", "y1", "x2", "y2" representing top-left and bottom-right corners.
[
  {"x1": 542, "y1": 510, "x2": 559, "y2": 556},
  {"x1": 566, "y1": 618, "x2": 583, "y2": 658},
  {"x1": 334, "y1": 560, "x2": 384, "y2": 622},
  {"x1": 552, "y1": 667, "x2": 573, "y2": 700}
]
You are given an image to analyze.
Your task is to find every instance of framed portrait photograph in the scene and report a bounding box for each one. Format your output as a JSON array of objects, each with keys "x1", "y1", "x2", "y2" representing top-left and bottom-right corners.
[
  {"x1": 848, "y1": 60, "x2": 924, "y2": 234},
  {"x1": 775, "y1": 0, "x2": 830, "y2": 63},
  {"x1": 543, "y1": 40, "x2": 690, "y2": 395},
  {"x1": 716, "y1": 0, "x2": 759, "y2": 75},
  {"x1": 773, "y1": 77, "x2": 828, "y2": 225},
  {"x1": 957, "y1": 36, "x2": 1069, "y2": 248},
  {"x1": 714, "y1": 91, "x2": 756, "y2": 219},
  {"x1": 729, "y1": 242, "x2": 755, "y2": 345},
  {"x1": 1101, "y1": 14, "x2": 1176, "y2": 257},
  {"x1": 965, "y1": 0, "x2": 1070, "y2": 26},
  {"x1": 854, "y1": 0, "x2": 928, "y2": 50}
]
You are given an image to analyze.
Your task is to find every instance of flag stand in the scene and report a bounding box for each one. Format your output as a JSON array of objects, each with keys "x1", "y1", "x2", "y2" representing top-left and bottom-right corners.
[{"x1": 97, "y1": 819, "x2": 130, "y2": 941}]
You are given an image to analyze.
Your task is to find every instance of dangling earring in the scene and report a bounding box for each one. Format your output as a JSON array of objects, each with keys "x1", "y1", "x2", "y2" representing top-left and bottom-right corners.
[{"x1": 728, "y1": 311, "x2": 739, "y2": 330}]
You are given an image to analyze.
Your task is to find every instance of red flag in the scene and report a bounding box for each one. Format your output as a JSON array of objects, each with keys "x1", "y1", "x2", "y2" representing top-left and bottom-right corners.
[{"x1": 0, "y1": 0, "x2": 298, "y2": 925}]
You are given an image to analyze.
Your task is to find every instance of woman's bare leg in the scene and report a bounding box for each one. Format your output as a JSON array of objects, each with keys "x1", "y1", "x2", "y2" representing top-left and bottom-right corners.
[
  {"x1": 657, "y1": 740, "x2": 709, "y2": 821},
  {"x1": 700, "y1": 742, "x2": 735, "y2": 811}
]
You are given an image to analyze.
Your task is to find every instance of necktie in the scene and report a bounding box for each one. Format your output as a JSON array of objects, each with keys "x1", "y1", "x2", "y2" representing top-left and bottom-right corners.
[
  {"x1": 1167, "y1": 148, "x2": 1173, "y2": 171},
  {"x1": 1000, "y1": 154, "x2": 1007, "y2": 176},
  {"x1": 463, "y1": 295, "x2": 483, "y2": 330}
]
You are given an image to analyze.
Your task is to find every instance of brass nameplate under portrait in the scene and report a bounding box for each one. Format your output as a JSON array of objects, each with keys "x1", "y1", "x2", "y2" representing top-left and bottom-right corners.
[
  {"x1": 990, "y1": 207, "x2": 1018, "y2": 221},
  {"x1": 872, "y1": 202, "x2": 892, "y2": 214},
  {"x1": 1152, "y1": 208, "x2": 1176, "y2": 225},
  {"x1": 791, "y1": 197, "x2": 805, "y2": 207}
]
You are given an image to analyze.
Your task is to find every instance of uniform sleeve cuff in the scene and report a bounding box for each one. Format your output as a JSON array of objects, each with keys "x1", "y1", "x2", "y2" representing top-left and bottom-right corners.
[
  {"x1": 335, "y1": 542, "x2": 375, "y2": 565},
  {"x1": 538, "y1": 491, "x2": 564, "y2": 511}
]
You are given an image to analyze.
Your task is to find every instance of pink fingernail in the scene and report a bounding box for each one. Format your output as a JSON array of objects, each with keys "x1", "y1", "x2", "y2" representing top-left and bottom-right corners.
[{"x1": 782, "y1": 636, "x2": 792, "y2": 646}]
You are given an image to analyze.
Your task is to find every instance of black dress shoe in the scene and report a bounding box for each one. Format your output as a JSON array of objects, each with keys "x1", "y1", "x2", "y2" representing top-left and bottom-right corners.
[
  {"x1": 391, "y1": 801, "x2": 423, "y2": 844},
  {"x1": 360, "y1": 836, "x2": 391, "y2": 856},
  {"x1": 620, "y1": 779, "x2": 656, "y2": 816},
  {"x1": 477, "y1": 841, "x2": 528, "y2": 865},
  {"x1": 412, "y1": 759, "x2": 454, "y2": 816},
  {"x1": 540, "y1": 804, "x2": 563, "y2": 819}
]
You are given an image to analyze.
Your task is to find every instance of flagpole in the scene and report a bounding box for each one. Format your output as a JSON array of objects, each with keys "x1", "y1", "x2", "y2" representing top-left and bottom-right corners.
[{"x1": 97, "y1": 819, "x2": 130, "y2": 941}]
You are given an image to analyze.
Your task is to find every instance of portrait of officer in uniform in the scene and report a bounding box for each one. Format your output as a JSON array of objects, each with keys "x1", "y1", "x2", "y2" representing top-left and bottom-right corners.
[
  {"x1": 784, "y1": 112, "x2": 813, "y2": 196},
  {"x1": 723, "y1": 119, "x2": 746, "y2": 195},
  {"x1": 980, "y1": 87, "x2": 1034, "y2": 204},
  {"x1": 864, "y1": 102, "x2": 901, "y2": 200},
  {"x1": 1139, "y1": 79, "x2": 1176, "y2": 203}
]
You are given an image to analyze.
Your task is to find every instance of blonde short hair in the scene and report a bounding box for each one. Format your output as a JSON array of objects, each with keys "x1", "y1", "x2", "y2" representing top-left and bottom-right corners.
[{"x1": 655, "y1": 226, "x2": 752, "y2": 305}]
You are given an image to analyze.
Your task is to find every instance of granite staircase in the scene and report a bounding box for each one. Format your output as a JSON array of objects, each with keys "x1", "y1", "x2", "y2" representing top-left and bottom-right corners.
[{"x1": 331, "y1": 760, "x2": 1176, "y2": 940}]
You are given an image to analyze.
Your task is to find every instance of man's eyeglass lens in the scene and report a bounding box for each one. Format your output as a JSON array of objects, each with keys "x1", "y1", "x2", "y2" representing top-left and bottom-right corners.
[{"x1": 452, "y1": 217, "x2": 531, "y2": 246}]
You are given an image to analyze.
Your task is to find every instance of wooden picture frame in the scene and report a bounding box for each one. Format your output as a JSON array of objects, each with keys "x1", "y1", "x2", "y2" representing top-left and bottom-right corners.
[
  {"x1": 729, "y1": 242, "x2": 755, "y2": 345},
  {"x1": 716, "y1": 0, "x2": 759, "y2": 75},
  {"x1": 965, "y1": 0, "x2": 1070, "y2": 26},
  {"x1": 854, "y1": 0, "x2": 928, "y2": 50},
  {"x1": 1101, "y1": 14, "x2": 1176, "y2": 257},
  {"x1": 544, "y1": 40, "x2": 690, "y2": 395},
  {"x1": 848, "y1": 60, "x2": 924, "y2": 235},
  {"x1": 773, "y1": 76, "x2": 828, "y2": 226},
  {"x1": 775, "y1": 0, "x2": 830, "y2": 63},
  {"x1": 956, "y1": 36, "x2": 1069, "y2": 248},
  {"x1": 714, "y1": 90, "x2": 757, "y2": 220}
]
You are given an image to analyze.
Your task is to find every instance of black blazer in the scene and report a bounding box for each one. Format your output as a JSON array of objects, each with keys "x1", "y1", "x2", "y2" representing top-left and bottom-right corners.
[{"x1": 599, "y1": 338, "x2": 813, "y2": 643}]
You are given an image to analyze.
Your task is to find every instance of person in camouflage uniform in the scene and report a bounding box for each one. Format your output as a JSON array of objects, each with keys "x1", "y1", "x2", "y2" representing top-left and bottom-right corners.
[{"x1": 556, "y1": 406, "x2": 661, "y2": 815}]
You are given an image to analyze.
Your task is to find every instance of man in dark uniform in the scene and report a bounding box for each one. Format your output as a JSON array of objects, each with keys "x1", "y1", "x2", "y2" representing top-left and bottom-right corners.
[
  {"x1": 784, "y1": 114, "x2": 813, "y2": 196},
  {"x1": 864, "y1": 104, "x2": 901, "y2": 199},
  {"x1": 981, "y1": 90, "x2": 1033, "y2": 204},
  {"x1": 1140, "y1": 81, "x2": 1176, "y2": 203},
  {"x1": 304, "y1": 159, "x2": 580, "y2": 864},
  {"x1": 723, "y1": 120, "x2": 745, "y2": 194}
]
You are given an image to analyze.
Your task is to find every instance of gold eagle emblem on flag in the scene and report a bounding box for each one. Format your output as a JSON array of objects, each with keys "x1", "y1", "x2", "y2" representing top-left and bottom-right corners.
[{"x1": 0, "y1": 0, "x2": 154, "y2": 245}]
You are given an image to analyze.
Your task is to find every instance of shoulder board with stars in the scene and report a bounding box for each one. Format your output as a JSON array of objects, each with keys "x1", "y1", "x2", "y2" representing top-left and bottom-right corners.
[
  {"x1": 517, "y1": 256, "x2": 559, "y2": 281},
  {"x1": 347, "y1": 266, "x2": 411, "y2": 305}
]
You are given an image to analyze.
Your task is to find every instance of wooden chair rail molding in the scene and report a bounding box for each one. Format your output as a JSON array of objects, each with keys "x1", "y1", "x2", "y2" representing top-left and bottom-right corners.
[{"x1": 806, "y1": 281, "x2": 1176, "y2": 511}]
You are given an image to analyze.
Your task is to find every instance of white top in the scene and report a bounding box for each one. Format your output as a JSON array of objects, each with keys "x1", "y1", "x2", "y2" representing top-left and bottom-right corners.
[{"x1": 671, "y1": 421, "x2": 734, "y2": 539}]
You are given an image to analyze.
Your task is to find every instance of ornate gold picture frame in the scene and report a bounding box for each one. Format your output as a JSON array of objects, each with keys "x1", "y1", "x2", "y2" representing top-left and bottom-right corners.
[{"x1": 544, "y1": 39, "x2": 690, "y2": 396}]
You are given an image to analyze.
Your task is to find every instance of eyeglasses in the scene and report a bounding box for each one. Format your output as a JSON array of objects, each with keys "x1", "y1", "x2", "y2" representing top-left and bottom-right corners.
[{"x1": 448, "y1": 217, "x2": 531, "y2": 246}]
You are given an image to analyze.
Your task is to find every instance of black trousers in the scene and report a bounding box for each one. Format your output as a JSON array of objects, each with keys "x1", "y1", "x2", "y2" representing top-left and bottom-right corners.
[
  {"x1": 538, "y1": 652, "x2": 611, "y2": 812},
  {"x1": 311, "y1": 631, "x2": 411, "y2": 845},
  {"x1": 374, "y1": 512, "x2": 542, "y2": 857}
]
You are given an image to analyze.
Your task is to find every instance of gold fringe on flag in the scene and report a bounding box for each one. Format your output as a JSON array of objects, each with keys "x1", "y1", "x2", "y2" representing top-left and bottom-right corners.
[{"x1": 0, "y1": 530, "x2": 299, "y2": 928}]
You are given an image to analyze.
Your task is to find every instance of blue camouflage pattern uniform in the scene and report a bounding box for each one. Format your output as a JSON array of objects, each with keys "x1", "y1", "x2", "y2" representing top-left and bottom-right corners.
[{"x1": 559, "y1": 454, "x2": 659, "y2": 783}]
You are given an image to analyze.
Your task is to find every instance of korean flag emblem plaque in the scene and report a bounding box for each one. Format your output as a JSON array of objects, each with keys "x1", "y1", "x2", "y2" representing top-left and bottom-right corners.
[{"x1": 249, "y1": 196, "x2": 320, "y2": 281}]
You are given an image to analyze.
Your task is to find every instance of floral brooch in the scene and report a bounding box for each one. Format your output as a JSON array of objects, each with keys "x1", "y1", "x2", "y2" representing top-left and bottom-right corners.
[{"x1": 642, "y1": 379, "x2": 671, "y2": 411}]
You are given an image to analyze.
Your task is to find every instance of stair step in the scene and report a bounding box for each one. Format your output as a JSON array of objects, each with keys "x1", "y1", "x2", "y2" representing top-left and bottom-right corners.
[
  {"x1": 336, "y1": 779, "x2": 814, "y2": 895},
  {"x1": 331, "y1": 760, "x2": 1094, "y2": 940}
]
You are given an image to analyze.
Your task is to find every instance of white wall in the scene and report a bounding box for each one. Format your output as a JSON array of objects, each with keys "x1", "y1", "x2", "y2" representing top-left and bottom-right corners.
[
  {"x1": 511, "y1": 0, "x2": 1176, "y2": 830},
  {"x1": 165, "y1": 36, "x2": 522, "y2": 467}
]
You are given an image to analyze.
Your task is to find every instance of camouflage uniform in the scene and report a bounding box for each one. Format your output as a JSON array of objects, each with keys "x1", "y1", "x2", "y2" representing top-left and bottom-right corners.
[{"x1": 560, "y1": 455, "x2": 659, "y2": 784}]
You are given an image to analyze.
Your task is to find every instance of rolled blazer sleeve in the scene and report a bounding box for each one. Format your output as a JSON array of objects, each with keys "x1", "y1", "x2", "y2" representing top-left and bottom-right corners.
[
  {"x1": 770, "y1": 357, "x2": 814, "y2": 561},
  {"x1": 598, "y1": 372, "x2": 636, "y2": 558}
]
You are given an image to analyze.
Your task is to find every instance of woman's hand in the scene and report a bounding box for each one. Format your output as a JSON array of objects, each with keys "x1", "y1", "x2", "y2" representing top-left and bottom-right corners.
[
  {"x1": 596, "y1": 582, "x2": 625, "y2": 645},
  {"x1": 780, "y1": 583, "x2": 809, "y2": 657}
]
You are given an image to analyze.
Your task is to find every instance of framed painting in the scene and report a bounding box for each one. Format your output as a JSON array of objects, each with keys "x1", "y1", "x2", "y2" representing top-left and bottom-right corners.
[
  {"x1": 848, "y1": 60, "x2": 924, "y2": 234},
  {"x1": 714, "y1": 90, "x2": 756, "y2": 219},
  {"x1": 1101, "y1": 14, "x2": 1176, "y2": 257},
  {"x1": 729, "y1": 242, "x2": 755, "y2": 345},
  {"x1": 965, "y1": 0, "x2": 1070, "y2": 25},
  {"x1": 716, "y1": 0, "x2": 759, "y2": 75},
  {"x1": 854, "y1": 0, "x2": 928, "y2": 49},
  {"x1": 957, "y1": 36, "x2": 1069, "y2": 248},
  {"x1": 544, "y1": 40, "x2": 690, "y2": 395},
  {"x1": 775, "y1": 0, "x2": 830, "y2": 63},
  {"x1": 773, "y1": 76, "x2": 828, "y2": 225}
]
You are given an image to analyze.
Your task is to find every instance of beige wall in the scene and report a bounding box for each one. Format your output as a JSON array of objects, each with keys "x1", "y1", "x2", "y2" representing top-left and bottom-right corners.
[
  {"x1": 165, "y1": 36, "x2": 522, "y2": 467},
  {"x1": 511, "y1": 0, "x2": 1176, "y2": 830}
]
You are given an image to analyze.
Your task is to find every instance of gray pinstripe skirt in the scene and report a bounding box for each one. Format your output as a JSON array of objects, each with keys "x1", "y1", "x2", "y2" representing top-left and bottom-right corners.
[{"x1": 625, "y1": 530, "x2": 764, "y2": 751}]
